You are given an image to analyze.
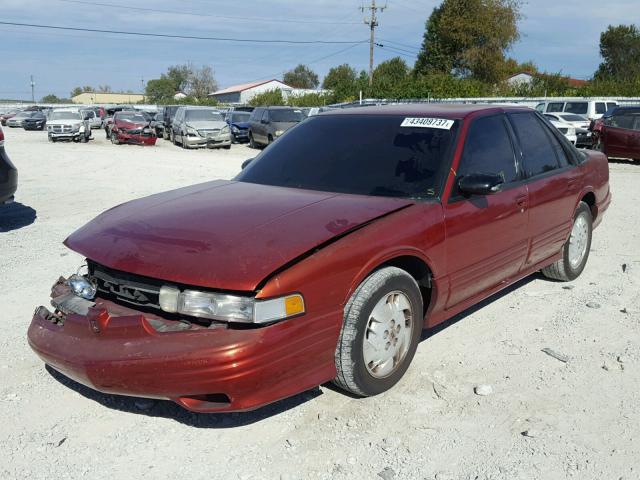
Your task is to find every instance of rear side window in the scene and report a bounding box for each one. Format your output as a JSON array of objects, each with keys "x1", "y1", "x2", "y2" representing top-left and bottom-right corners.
[
  {"x1": 249, "y1": 108, "x2": 263, "y2": 121},
  {"x1": 564, "y1": 102, "x2": 588, "y2": 115},
  {"x1": 595, "y1": 102, "x2": 606, "y2": 114},
  {"x1": 456, "y1": 115, "x2": 518, "y2": 191},
  {"x1": 509, "y1": 113, "x2": 560, "y2": 177},
  {"x1": 547, "y1": 102, "x2": 564, "y2": 112}
]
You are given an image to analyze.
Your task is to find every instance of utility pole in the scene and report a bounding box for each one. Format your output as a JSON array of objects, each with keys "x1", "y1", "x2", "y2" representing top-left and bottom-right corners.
[
  {"x1": 362, "y1": 0, "x2": 386, "y2": 86},
  {"x1": 30, "y1": 75, "x2": 35, "y2": 103},
  {"x1": 140, "y1": 76, "x2": 145, "y2": 93}
]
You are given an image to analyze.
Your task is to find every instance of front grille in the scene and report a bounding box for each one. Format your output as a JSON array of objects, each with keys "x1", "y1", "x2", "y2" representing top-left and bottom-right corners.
[
  {"x1": 198, "y1": 128, "x2": 220, "y2": 137},
  {"x1": 88, "y1": 261, "x2": 163, "y2": 309},
  {"x1": 51, "y1": 125, "x2": 73, "y2": 133}
]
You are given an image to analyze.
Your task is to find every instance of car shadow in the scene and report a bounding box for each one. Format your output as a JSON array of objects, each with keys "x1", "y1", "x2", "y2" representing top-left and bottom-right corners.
[
  {"x1": 0, "y1": 202, "x2": 37, "y2": 232},
  {"x1": 45, "y1": 365, "x2": 322, "y2": 428},
  {"x1": 607, "y1": 158, "x2": 638, "y2": 165}
]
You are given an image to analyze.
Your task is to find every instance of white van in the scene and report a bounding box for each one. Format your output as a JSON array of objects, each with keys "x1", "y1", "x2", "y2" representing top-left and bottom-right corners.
[{"x1": 535, "y1": 100, "x2": 618, "y2": 120}]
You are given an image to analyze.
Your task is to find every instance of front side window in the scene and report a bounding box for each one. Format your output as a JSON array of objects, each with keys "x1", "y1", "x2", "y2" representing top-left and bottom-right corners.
[
  {"x1": 237, "y1": 115, "x2": 459, "y2": 199},
  {"x1": 509, "y1": 113, "x2": 560, "y2": 177},
  {"x1": 564, "y1": 102, "x2": 588, "y2": 115},
  {"x1": 454, "y1": 115, "x2": 518, "y2": 196},
  {"x1": 609, "y1": 114, "x2": 635, "y2": 129}
]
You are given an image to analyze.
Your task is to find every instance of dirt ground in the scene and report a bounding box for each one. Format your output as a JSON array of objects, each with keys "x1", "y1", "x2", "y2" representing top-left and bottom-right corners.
[{"x1": 1, "y1": 126, "x2": 639, "y2": 480}]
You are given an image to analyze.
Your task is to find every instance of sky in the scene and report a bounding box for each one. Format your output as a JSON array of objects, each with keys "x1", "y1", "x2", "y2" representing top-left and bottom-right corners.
[{"x1": 0, "y1": 0, "x2": 636, "y2": 100}]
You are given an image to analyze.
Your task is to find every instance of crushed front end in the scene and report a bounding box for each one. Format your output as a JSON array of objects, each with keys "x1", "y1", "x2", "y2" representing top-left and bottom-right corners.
[{"x1": 27, "y1": 263, "x2": 333, "y2": 413}]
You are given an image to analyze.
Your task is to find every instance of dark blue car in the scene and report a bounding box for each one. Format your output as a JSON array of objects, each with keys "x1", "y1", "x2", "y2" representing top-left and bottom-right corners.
[{"x1": 226, "y1": 111, "x2": 252, "y2": 143}]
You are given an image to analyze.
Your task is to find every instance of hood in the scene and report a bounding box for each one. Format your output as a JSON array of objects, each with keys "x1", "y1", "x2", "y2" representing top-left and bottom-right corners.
[
  {"x1": 116, "y1": 120, "x2": 147, "y2": 129},
  {"x1": 186, "y1": 120, "x2": 226, "y2": 130},
  {"x1": 47, "y1": 119, "x2": 82, "y2": 126},
  {"x1": 65, "y1": 181, "x2": 413, "y2": 291},
  {"x1": 272, "y1": 121, "x2": 298, "y2": 131}
]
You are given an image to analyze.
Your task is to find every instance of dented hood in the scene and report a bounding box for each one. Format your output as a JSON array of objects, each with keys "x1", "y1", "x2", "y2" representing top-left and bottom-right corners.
[{"x1": 65, "y1": 180, "x2": 413, "y2": 291}]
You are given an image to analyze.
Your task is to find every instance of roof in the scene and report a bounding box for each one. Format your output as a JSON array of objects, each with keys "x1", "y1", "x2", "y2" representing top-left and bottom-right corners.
[
  {"x1": 322, "y1": 103, "x2": 532, "y2": 119},
  {"x1": 211, "y1": 79, "x2": 290, "y2": 96}
]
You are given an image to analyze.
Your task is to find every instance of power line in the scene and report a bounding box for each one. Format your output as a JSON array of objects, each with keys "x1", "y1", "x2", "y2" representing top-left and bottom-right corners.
[
  {"x1": 376, "y1": 43, "x2": 418, "y2": 56},
  {"x1": 0, "y1": 21, "x2": 366, "y2": 45},
  {"x1": 376, "y1": 44, "x2": 417, "y2": 60},
  {"x1": 379, "y1": 38, "x2": 420, "y2": 52},
  {"x1": 55, "y1": 0, "x2": 362, "y2": 26}
]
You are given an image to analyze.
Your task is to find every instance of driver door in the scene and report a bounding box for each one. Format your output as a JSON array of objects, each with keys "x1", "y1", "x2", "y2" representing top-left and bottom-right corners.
[{"x1": 443, "y1": 114, "x2": 529, "y2": 309}]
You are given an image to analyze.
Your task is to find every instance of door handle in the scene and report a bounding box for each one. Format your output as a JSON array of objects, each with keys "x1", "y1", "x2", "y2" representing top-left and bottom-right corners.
[{"x1": 515, "y1": 195, "x2": 527, "y2": 212}]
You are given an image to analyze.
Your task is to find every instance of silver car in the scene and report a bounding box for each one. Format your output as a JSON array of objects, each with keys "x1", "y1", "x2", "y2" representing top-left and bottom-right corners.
[
  {"x1": 171, "y1": 107, "x2": 231, "y2": 149},
  {"x1": 80, "y1": 109, "x2": 102, "y2": 129},
  {"x1": 6, "y1": 111, "x2": 36, "y2": 128}
]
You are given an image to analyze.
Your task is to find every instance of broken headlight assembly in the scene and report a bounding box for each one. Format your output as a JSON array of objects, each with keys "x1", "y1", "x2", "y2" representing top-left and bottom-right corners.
[
  {"x1": 67, "y1": 273, "x2": 97, "y2": 300},
  {"x1": 159, "y1": 286, "x2": 305, "y2": 324}
]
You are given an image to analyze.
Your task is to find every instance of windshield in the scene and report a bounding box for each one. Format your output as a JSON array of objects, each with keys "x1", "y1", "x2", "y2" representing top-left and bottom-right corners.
[
  {"x1": 564, "y1": 102, "x2": 588, "y2": 115},
  {"x1": 237, "y1": 115, "x2": 459, "y2": 199},
  {"x1": 117, "y1": 113, "x2": 147, "y2": 123},
  {"x1": 14, "y1": 111, "x2": 35, "y2": 118},
  {"x1": 270, "y1": 109, "x2": 304, "y2": 123},
  {"x1": 560, "y1": 114, "x2": 587, "y2": 122},
  {"x1": 50, "y1": 111, "x2": 81, "y2": 120},
  {"x1": 185, "y1": 109, "x2": 224, "y2": 122},
  {"x1": 229, "y1": 112, "x2": 251, "y2": 123}
]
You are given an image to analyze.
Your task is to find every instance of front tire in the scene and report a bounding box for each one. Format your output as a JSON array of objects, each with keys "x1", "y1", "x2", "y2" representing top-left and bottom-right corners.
[
  {"x1": 333, "y1": 267, "x2": 423, "y2": 397},
  {"x1": 249, "y1": 132, "x2": 257, "y2": 149},
  {"x1": 110, "y1": 132, "x2": 119, "y2": 145},
  {"x1": 542, "y1": 201, "x2": 593, "y2": 281}
]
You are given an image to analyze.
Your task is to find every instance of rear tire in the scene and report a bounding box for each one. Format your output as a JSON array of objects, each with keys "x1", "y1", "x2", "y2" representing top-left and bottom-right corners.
[
  {"x1": 333, "y1": 267, "x2": 423, "y2": 397},
  {"x1": 249, "y1": 132, "x2": 257, "y2": 149},
  {"x1": 541, "y1": 201, "x2": 592, "y2": 281}
]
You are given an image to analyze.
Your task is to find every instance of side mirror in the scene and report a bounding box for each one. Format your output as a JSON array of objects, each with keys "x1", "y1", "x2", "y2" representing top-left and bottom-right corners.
[
  {"x1": 458, "y1": 173, "x2": 504, "y2": 196},
  {"x1": 241, "y1": 158, "x2": 254, "y2": 170},
  {"x1": 260, "y1": 119, "x2": 268, "y2": 124}
]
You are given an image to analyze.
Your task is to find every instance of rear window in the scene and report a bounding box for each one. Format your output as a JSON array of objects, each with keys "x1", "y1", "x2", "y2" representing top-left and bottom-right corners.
[
  {"x1": 238, "y1": 115, "x2": 459, "y2": 199},
  {"x1": 607, "y1": 102, "x2": 618, "y2": 111},
  {"x1": 564, "y1": 102, "x2": 588, "y2": 115},
  {"x1": 509, "y1": 113, "x2": 560, "y2": 177}
]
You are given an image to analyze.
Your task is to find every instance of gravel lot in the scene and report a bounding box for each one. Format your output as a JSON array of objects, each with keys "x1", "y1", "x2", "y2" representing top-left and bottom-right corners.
[{"x1": 1, "y1": 126, "x2": 639, "y2": 480}]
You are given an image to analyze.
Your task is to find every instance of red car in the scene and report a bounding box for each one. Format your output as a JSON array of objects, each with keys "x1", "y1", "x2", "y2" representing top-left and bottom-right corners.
[
  {"x1": 28, "y1": 105, "x2": 611, "y2": 413},
  {"x1": 110, "y1": 110, "x2": 156, "y2": 146},
  {"x1": 0, "y1": 110, "x2": 19, "y2": 126},
  {"x1": 592, "y1": 106, "x2": 640, "y2": 162}
]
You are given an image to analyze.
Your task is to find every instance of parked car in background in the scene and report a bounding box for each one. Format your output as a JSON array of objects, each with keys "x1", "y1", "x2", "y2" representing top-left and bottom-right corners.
[
  {"x1": 536, "y1": 100, "x2": 618, "y2": 121},
  {"x1": 6, "y1": 111, "x2": 37, "y2": 128},
  {"x1": 102, "y1": 106, "x2": 128, "y2": 138},
  {"x1": 47, "y1": 109, "x2": 91, "y2": 143},
  {"x1": 150, "y1": 112, "x2": 165, "y2": 138},
  {"x1": 80, "y1": 109, "x2": 102, "y2": 129},
  {"x1": 225, "y1": 110, "x2": 251, "y2": 143},
  {"x1": 1, "y1": 110, "x2": 21, "y2": 126},
  {"x1": 110, "y1": 110, "x2": 156, "y2": 146},
  {"x1": 544, "y1": 113, "x2": 591, "y2": 148},
  {"x1": 248, "y1": 106, "x2": 304, "y2": 148},
  {"x1": 163, "y1": 105, "x2": 182, "y2": 141},
  {"x1": 592, "y1": 106, "x2": 640, "y2": 161},
  {"x1": 0, "y1": 124, "x2": 18, "y2": 205},
  {"x1": 27, "y1": 105, "x2": 611, "y2": 413},
  {"x1": 171, "y1": 107, "x2": 231, "y2": 149},
  {"x1": 22, "y1": 111, "x2": 47, "y2": 131}
]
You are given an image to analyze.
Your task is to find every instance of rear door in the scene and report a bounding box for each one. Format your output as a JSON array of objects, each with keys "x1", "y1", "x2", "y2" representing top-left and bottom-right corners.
[
  {"x1": 603, "y1": 113, "x2": 634, "y2": 157},
  {"x1": 443, "y1": 114, "x2": 529, "y2": 309},
  {"x1": 629, "y1": 116, "x2": 640, "y2": 159},
  {"x1": 508, "y1": 112, "x2": 581, "y2": 268}
]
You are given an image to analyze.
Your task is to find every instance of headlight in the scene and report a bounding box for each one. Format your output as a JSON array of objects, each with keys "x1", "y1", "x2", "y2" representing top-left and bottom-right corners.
[
  {"x1": 47, "y1": 125, "x2": 53, "y2": 131},
  {"x1": 275, "y1": 130, "x2": 284, "y2": 136},
  {"x1": 67, "y1": 274, "x2": 97, "y2": 300},
  {"x1": 567, "y1": 127, "x2": 576, "y2": 136},
  {"x1": 186, "y1": 127, "x2": 198, "y2": 135},
  {"x1": 231, "y1": 125, "x2": 240, "y2": 133},
  {"x1": 159, "y1": 286, "x2": 305, "y2": 324},
  {"x1": 220, "y1": 125, "x2": 229, "y2": 134}
]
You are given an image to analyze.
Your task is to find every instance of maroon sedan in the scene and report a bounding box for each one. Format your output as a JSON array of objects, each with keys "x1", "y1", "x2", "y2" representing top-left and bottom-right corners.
[
  {"x1": 28, "y1": 105, "x2": 611, "y2": 413},
  {"x1": 110, "y1": 110, "x2": 156, "y2": 146},
  {"x1": 593, "y1": 106, "x2": 640, "y2": 162}
]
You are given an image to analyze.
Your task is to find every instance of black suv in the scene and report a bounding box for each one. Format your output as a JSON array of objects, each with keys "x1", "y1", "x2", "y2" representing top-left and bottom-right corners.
[
  {"x1": 247, "y1": 106, "x2": 304, "y2": 148},
  {"x1": 0, "y1": 125, "x2": 18, "y2": 205}
]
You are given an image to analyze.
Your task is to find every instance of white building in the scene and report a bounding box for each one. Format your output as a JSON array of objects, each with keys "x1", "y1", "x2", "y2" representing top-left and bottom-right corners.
[{"x1": 209, "y1": 80, "x2": 294, "y2": 104}]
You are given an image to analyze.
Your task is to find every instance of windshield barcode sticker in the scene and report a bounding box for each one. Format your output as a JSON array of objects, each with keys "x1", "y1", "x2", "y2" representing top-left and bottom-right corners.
[{"x1": 400, "y1": 117, "x2": 454, "y2": 129}]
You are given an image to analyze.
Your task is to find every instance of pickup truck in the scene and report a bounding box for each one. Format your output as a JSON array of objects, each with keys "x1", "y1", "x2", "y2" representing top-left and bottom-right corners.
[{"x1": 28, "y1": 105, "x2": 610, "y2": 413}]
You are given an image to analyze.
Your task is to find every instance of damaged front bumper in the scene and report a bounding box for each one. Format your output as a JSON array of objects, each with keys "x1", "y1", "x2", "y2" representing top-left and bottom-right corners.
[
  {"x1": 27, "y1": 278, "x2": 335, "y2": 413},
  {"x1": 114, "y1": 131, "x2": 157, "y2": 146}
]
